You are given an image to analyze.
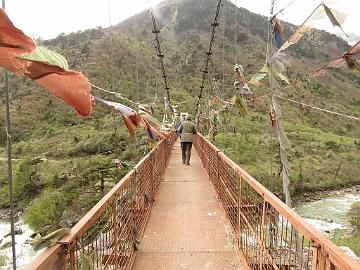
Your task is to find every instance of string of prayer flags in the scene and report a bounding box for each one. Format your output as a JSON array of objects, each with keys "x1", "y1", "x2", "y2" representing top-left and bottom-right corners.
[
  {"x1": 234, "y1": 64, "x2": 245, "y2": 90},
  {"x1": 94, "y1": 96, "x2": 143, "y2": 137},
  {"x1": 0, "y1": 9, "x2": 92, "y2": 117},
  {"x1": 271, "y1": 16, "x2": 285, "y2": 48},
  {"x1": 271, "y1": 96, "x2": 292, "y2": 207},
  {"x1": 138, "y1": 104, "x2": 154, "y2": 117},
  {"x1": 18, "y1": 46, "x2": 69, "y2": 69},
  {"x1": 269, "y1": 106, "x2": 277, "y2": 128},
  {"x1": 94, "y1": 96, "x2": 170, "y2": 141},
  {"x1": 115, "y1": 160, "x2": 132, "y2": 170},
  {"x1": 19, "y1": 57, "x2": 92, "y2": 117},
  {"x1": 212, "y1": 79, "x2": 224, "y2": 99},
  {"x1": 139, "y1": 108, "x2": 162, "y2": 129},
  {"x1": 247, "y1": 63, "x2": 289, "y2": 88},
  {"x1": 323, "y1": 4, "x2": 348, "y2": 37},
  {"x1": 234, "y1": 95, "x2": 248, "y2": 117},
  {"x1": 239, "y1": 84, "x2": 253, "y2": 95},
  {"x1": 143, "y1": 119, "x2": 161, "y2": 141},
  {"x1": 271, "y1": 68, "x2": 290, "y2": 84},
  {"x1": 162, "y1": 97, "x2": 177, "y2": 127},
  {"x1": 270, "y1": 3, "x2": 323, "y2": 62},
  {"x1": 308, "y1": 40, "x2": 360, "y2": 78},
  {"x1": 248, "y1": 64, "x2": 268, "y2": 87}
]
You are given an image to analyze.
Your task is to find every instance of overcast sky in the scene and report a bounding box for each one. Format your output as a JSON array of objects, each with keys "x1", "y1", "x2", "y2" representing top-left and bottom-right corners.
[{"x1": 4, "y1": 0, "x2": 360, "y2": 43}]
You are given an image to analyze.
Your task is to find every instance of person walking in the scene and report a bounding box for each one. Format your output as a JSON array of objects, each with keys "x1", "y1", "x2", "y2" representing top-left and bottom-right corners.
[{"x1": 178, "y1": 115, "x2": 197, "y2": 165}]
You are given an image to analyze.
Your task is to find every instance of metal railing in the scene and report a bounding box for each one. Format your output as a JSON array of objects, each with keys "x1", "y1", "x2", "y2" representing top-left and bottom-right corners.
[
  {"x1": 25, "y1": 134, "x2": 177, "y2": 270},
  {"x1": 193, "y1": 133, "x2": 360, "y2": 270}
]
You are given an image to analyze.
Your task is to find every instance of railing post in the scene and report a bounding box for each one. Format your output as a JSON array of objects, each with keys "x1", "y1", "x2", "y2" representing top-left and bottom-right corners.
[
  {"x1": 312, "y1": 245, "x2": 329, "y2": 270},
  {"x1": 150, "y1": 152, "x2": 155, "y2": 202},
  {"x1": 237, "y1": 175, "x2": 242, "y2": 248},
  {"x1": 216, "y1": 151, "x2": 220, "y2": 197},
  {"x1": 69, "y1": 245, "x2": 76, "y2": 270},
  {"x1": 259, "y1": 199, "x2": 267, "y2": 269},
  {"x1": 312, "y1": 244, "x2": 319, "y2": 270}
]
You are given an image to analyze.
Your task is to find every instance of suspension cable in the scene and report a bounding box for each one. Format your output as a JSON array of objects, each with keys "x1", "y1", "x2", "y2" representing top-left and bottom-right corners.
[
  {"x1": 134, "y1": 15, "x2": 139, "y2": 93},
  {"x1": 222, "y1": 1, "x2": 225, "y2": 91},
  {"x1": 2, "y1": 2, "x2": 17, "y2": 269},
  {"x1": 195, "y1": 0, "x2": 223, "y2": 126},
  {"x1": 107, "y1": 0, "x2": 118, "y2": 146},
  {"x1": 148, "y1": 8, "x2": 174, "y2": 113},
  {"x1": 234, "y1": 0, "x2": 237, "y2": 64}
]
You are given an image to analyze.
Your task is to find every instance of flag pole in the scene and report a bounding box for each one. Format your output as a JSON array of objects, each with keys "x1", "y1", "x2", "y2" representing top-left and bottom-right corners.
[{"x1": 2, "y1": 0, "x2": 17, "y2": 269}]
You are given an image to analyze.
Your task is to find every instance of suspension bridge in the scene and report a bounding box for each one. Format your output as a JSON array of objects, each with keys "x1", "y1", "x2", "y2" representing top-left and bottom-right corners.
[{"x1": 24, "y1": 134, "x2": 360, "y2": 270}]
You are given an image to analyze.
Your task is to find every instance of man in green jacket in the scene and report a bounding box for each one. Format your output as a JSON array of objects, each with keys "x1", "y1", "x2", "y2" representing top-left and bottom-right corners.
[{"x1": 178, "y1": 115, "x2": 197, "y2": 165}]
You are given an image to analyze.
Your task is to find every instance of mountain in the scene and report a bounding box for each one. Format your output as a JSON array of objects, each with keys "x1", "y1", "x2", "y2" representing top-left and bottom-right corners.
[{"x1": 0, "y1": 0, "x2": 359, "y2": 232}]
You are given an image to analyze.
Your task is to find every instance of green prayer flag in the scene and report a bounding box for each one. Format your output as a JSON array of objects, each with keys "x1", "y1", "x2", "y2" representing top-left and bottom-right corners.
[{"x1": 17, "y1": 46, "x2": 69, "y2": 70}]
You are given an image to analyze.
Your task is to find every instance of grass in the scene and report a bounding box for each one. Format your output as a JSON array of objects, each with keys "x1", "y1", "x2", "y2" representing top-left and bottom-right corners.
[
  {"x1": 0, "y1": 252, "x2": 8, "y2": 267},
  {"x1": 333, "y1": 231, "x2": 360, "y2": 257},
  {"x1": 213, "y1": 110, "x2": 360, "y2": 200}
]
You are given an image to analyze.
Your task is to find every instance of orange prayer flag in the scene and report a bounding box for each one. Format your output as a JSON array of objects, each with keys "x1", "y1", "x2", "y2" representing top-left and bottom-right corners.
[
  {"x1": 0, "y1": 9, "x2": 92, "y2": 117},
  {"x1": 0, "y1": 9, "x2": 36, "y2": 58}
]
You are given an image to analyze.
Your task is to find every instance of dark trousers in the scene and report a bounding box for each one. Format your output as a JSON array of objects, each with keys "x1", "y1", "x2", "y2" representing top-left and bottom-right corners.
[{"x1": 181, "y1": 142, "x2": 192, "y2": 164}]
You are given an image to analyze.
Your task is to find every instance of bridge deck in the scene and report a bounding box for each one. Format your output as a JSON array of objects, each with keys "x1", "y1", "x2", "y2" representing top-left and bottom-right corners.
[{"x1": 133, "y1": 141, "x2": 246, "y2": 269}]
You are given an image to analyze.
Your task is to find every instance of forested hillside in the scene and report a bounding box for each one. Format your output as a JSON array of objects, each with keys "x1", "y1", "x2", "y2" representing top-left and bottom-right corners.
[{"x1": 0, "y1": 0, "x2": 359, "y2": 233}]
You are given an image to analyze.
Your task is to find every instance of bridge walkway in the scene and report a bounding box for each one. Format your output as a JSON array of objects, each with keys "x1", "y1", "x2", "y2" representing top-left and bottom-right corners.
[{"x1": 133, "y1": 141, "x2": 247, "y2": 269}]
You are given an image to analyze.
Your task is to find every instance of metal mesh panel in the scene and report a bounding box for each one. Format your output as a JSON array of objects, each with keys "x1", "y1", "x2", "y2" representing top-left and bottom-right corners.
[
  {"x1": 66, "y1": 176, "x2": 136, "y2": 270},
  {"x1": 28, "y1": 134, "x2": 177, "y2": 270},
  {"x1": 193, "y1": 134, "x2": 359, "y2": 270},
  {"x1": 218, "y1": 156, "x2": 239, "y2": 238},
  {"x1": 28, "y1": 133, "x2": 359, "y2": 270}
]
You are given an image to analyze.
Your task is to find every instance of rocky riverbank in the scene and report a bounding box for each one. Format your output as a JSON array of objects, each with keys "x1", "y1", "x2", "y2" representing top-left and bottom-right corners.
[{"x1": 293, "y1": 185, "x2": 360, "y2": 205}]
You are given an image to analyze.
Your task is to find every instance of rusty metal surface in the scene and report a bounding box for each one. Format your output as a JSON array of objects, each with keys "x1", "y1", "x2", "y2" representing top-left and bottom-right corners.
[
  {"x1": 26, "y1": 132, "x2": 360, "y2": 270},
  {"x1": 25, "y1": 135, "x2": 177, "y2": 270},
  {"x1": 193, "y1": 133, "x2": 360, "y2": 270},
  {"x1": 133, "y1": 143, "x2": 246, "y2": 269}
]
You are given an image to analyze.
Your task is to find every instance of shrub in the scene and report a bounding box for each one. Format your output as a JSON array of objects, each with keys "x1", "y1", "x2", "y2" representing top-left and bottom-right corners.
[
  {"x1": 349, "y1": 202, "x2": 360, "y2": 232},
  {"x1": 0, "y1": 159, "x2": 41, "y2": 207},
  {"x1": 325, "y1": 141, "x2": 341, "y2": 152},
  {"x1": 25, "y1": 189, "x2": 70, "y2": 230},
  {"x1": 0, "y1": 252, "x2": 8, "y2": 267}
]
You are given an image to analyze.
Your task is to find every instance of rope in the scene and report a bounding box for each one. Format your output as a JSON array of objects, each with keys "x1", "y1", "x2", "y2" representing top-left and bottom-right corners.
[
  {"x1": 3, "y1": 3, "x2": 17, "y2": 269},
  {"x1": 274, "y1": 95, "x2": 360, "y2": 121},
  {"x1": 272, "y1": 0, "x2": 297, "y2": 18},
  {"x1": 91, "y1": 83, "x2": 139, "y2": 105}
]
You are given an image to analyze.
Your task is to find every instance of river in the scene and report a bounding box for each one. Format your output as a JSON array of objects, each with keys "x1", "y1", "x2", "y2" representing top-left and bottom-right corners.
[
  {"x1": 295, "y1": 192, "x2": 360, "y2": 261},
  {"x1": 0, "y1": 221, "x2": 42, "y2": 269}
]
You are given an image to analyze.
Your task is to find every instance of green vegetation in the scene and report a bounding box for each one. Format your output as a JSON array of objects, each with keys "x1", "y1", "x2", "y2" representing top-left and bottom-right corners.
[
  {"x1": 333, "y1": 202, "x2": 360, "y2": 256},
  {"x1": 336, "y1": 234, "x2": 360, "y2": 257},
  {"x1": 0, "y1": 252, "x2": 8, "y2": 267},
  {"x1": 213, "y1": 110, "x2": 360, "y2": 200},
  {"x1": 349, "y1": 202, "x2": 360, "y2": 231}
]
